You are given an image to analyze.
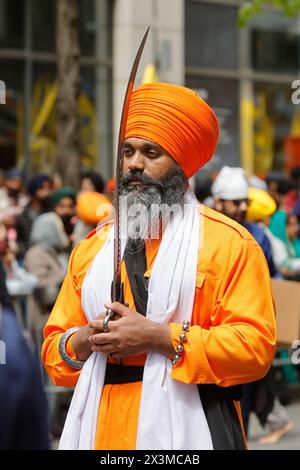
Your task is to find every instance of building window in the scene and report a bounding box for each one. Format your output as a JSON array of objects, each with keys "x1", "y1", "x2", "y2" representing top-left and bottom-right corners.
[
  {"x1": 0, "y1": 0, "x2": 25, "y2": 49},
  {"x1": 254, "y1": 83, "x2": 298, "y2": 175},
  {"x1": 0, "y1": 60, "x2": 24, "y2": 169},
  {"x1": 186, "y1": 75, "x2": 240, "y2": 167},
  {"x1": 250, "y1": 11, "x2": 300, "y2": 74},
  {"x1": 0, "y1": 0, "x2": 113, "y2": 178},
  {"x1": 185, "y1": 0, "x2": 240, "y2": 171},
  {"x1": 186, "y1": 1, "x2": 300, "y2": 175},
  {"x1": 185, "y1": 1, "x2": 238, "y2": 70}
]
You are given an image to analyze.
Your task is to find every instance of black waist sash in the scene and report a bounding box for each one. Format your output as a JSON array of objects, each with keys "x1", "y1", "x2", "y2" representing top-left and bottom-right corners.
[{"x1": 104, "y1": 363, "x2": 144, "y2": 385}]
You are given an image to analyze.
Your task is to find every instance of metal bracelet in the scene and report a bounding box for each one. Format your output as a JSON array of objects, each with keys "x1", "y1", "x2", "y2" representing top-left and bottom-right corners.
[
  {"x1": 172, "y1": 320, "x2": 190, "y2": 367},
  {"x1": 58, "y1": 326, "x2": 85, "y2": 370}
]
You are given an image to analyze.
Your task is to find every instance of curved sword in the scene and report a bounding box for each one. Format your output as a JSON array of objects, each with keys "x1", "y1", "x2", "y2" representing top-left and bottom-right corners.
[{"x1": 111, "y1": 27, "x2": 150, "y2": 304}]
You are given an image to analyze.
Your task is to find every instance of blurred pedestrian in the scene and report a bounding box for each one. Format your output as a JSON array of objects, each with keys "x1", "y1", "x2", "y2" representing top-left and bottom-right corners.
[
  {"x1": 266, "y1": 171, "x2": 292, "y2": 212},
  {"x1": 0, "y1": 168, "x2": 28, "y2": 223},
  {"x1": 24, "y1": 212, "x2": 70, "y2": 312},
  {"x1": 51, "y1": 187, "x2": 76, "y2": 243},
  {"x1": 269, "y1": 212, "x2": 300, "y2": 280},
  {"x1": 212, "y1": 166, "x2": 279, "y2": 277},
  {"x1": 80, "y1": 171, "x2": 105, "y2": 194},
  {"x1": 0, "y1": 260, "x2": 49, "y2": 449},
  {"x1": 16, "y1": 174, "x2": 52, "y2": 258}
]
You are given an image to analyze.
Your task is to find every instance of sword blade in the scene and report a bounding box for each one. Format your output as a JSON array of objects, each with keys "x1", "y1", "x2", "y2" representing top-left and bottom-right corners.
[{"x1": 112, "y1": 27, "x2": 150, "y2": 303}]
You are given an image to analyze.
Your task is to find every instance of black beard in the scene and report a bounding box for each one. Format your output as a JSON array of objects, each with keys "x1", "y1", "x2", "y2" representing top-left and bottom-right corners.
[
  {"x1": 60, "y1": 215, "x2": 73, "y2": 236},
  {"x1": 119, "y1": 165, "x2": 188, "y2": 253}
]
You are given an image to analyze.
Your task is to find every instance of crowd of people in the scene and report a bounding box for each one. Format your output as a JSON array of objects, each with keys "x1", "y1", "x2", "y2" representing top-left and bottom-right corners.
[
  {"x1": 196, "y1": 165, "x2": 300, "y2": 444},
  {"x1": 196, "y1": 166, "x2": 300, "y2": 282},
  {"x1": 0, "y1": 167, "x2": 114, "y2": 448},
  {"x1": 0, "y1": 169, "x2": 112, "y2": 317},
  {"x1": 5, "y1": 164, "x2": 300, "y2": 315}
]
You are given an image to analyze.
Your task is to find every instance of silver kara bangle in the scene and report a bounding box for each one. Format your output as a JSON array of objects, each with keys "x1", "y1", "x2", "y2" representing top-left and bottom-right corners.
[{"x1": 58, "y1": 326, "x2": 85, "y2": 370}]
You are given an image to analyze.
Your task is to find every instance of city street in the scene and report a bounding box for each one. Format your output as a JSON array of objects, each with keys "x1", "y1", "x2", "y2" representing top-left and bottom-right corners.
[{"x1": 248, "y1": 401, "x2": 300, "y2": 450}]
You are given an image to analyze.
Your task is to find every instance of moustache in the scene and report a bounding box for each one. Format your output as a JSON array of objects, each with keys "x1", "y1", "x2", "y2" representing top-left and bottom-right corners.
[{"x1": 121, "y1": 171, "x2": 164, "y2": 191}]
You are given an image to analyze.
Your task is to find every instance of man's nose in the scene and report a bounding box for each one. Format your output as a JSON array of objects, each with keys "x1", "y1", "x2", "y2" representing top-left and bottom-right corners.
[{"x1": 127, "y1": 151, "x2": 145, "y2": 172}]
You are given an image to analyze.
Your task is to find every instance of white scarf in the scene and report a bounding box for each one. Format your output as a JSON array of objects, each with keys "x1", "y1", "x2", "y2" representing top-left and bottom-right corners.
[{"x1": 59, "y1": 188, "x2": 213, "y2": 450}]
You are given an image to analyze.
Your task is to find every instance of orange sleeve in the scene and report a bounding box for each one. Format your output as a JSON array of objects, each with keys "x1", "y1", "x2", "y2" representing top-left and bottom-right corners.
[
  {"x1": 170, "y1": 239, "x2": 276, "y2": 387},
  {"x1": 41, "y1": 242, "x2": 87, "y2": 387}
]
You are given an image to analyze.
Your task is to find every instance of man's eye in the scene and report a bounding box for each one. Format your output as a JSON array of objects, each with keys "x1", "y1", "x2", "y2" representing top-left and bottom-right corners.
[
  {"x1": 147, "y1": 150, "x2": 159, "y2": 158},
  {"x1": 123, "y1": 147, "x2": 133, "y2": 156}
]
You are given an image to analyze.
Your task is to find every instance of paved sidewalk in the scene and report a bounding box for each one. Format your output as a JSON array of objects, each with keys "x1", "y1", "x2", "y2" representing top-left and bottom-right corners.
[
  {"x1": 247, "y1": 401, "x2": 300, "y2": 450},
  {"x1": 51, "y1": 401, "x2": 300, "y2": 450}
]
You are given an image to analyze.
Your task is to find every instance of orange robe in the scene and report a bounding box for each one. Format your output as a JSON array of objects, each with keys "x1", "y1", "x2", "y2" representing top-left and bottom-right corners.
[{"x1": 42, "y1": 206, "x2": 276, "y2": 449}]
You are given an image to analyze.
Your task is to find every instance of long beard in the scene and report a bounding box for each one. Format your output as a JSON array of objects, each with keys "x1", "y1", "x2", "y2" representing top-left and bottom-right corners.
[{"x1": 119, "y1": 165, "x2": 188, "y2": 253}]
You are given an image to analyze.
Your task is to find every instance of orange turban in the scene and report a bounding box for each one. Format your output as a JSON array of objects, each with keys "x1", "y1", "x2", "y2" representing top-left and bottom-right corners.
[
  {"x1": 125, "y1": 82, "x2": 219, "y2": 178},
  {"x1": 76, "y1": 192, "x2": 112, "y2": 225}
]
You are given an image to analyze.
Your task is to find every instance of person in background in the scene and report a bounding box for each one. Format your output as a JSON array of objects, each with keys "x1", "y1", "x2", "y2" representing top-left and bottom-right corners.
[
  {"x1": 0, "y1": 218, "x2": 37, "y2": 298},
  {"x1": 269, "y1": 212, "x2": 300, "y2": 280},
  {"x1": 246, "y1": 186, "x2": 283, "y2": 274},
  {"x1": 284, "y1": 166, "x2": 300, "y2": 213},
  {"x1": 0, "y1": 168, "x2": 28, "y2": 223},
  {"x1": 212, "y1": 166, "x2": 293, "y2": 444},
  {"x1": 0, "y1": 260, "x2": 49, "y2": 449},
  {"x1": 80, "y1": 171, "x2": 105, "y2": 195},
  {"x1": 16, "y1": 174, "x2": 52, "y2": 259},
  {"x1": 1, "y1": 242, "x2": 38, "y2": 298},
  {"x1": 51, "y1": 187, "x2": 77, "y2": 245},
  {"x1": 266, "y1": 171, "x2": 292, "y2": 212},
  {"x1": 24, "y1": 212, "x2": 70, "y2": 313},
  {"x1": 292, "y1": 198, "x2": 300, "y2": 222},
  {"x1": 211, "y1": 166, "x2": 279, "y2": 278}
]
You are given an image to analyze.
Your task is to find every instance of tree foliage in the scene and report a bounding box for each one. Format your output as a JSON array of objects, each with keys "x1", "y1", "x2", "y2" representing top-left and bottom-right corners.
[{"x1": 238, "y1": 0, "x2": 300, "y2": 26}]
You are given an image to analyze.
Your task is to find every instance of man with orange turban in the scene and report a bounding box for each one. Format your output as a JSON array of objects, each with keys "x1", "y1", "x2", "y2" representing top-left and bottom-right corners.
[{"x1": 42, "y1": 83, "x2": 275, "y2": 450}]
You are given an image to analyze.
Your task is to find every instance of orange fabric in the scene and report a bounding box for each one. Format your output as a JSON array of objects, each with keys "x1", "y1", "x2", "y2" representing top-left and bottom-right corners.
[
  {"x1": 76, "y1": 192, "x2": 112, "y2": 225},
  {"x1": 125, "y1": 83, "x2": 219, "y2": 178},
  {"x1": 42, "y1": 206, "x2": 276, "y2": 449}
]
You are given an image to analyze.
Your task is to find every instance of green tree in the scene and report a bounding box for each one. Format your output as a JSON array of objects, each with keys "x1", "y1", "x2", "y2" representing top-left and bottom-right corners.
[{"x1": 238, "y1": 0, "x2": 300, "y2": 26}]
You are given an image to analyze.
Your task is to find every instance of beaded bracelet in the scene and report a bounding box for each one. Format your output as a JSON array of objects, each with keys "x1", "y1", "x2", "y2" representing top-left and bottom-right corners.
[{"x1": 172, "y1": 320, "x2": 190, "y2": 366}]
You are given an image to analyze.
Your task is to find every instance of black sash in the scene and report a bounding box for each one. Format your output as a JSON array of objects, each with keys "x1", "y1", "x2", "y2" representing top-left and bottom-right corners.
[
  {"x1": 104, "y1": 363, "x2": 144, "y2": 384},
  {"x1": 123, "y1": 242, "x2": 148, "y2": 316}
]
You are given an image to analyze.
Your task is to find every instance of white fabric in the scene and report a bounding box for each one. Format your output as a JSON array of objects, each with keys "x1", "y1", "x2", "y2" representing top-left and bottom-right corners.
[
  {"x1": 211, "y1": 166, "x2": 249, "y2": 200},
  {"x1": 248, "y1": 175, "x2": 267, "y2": 191},
  {"x1": 59, "y1": 187, "x2": 213, "y2": 450}
]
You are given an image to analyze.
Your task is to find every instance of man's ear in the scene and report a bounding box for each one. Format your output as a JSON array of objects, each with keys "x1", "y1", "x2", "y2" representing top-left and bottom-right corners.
[{"x1": 214, "y1": 197, "x2": 223, "y2": 212}]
